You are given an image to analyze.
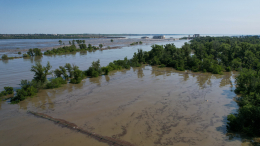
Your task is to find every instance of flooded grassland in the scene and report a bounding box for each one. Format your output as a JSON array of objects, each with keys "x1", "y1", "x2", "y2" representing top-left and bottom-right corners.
[{"x1": 0, "y1": 66, "x2": 244, "y2": 146}]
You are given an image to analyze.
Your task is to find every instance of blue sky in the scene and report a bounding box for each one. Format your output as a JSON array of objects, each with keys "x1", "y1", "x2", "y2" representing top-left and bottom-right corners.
[{"x1": 0, "y1": 0, "x2": 259, "y2": 34}]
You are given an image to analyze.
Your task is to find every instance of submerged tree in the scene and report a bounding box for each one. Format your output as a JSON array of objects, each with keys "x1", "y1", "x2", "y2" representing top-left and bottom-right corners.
[
  {"x1": 31, "y1": 62, "x2": 52, "y2": 83},
  {"x1": 99, "y1": 44, "x2": 103, "y2": 49},
  {"x1": 59, "y1": 40, "x2": 62, "y2": 46}
]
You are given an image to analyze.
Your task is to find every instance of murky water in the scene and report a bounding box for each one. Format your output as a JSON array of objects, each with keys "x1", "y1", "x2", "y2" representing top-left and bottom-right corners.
[
  {"x1": 0, "y1": 40, "x2": 188, "y2": 90},
  {"x1": 0, "y1": 39, "x2": 249, "y2": 146},
  {"x1": 0, "y1": 65, "x2": 245, "y2": 146}
]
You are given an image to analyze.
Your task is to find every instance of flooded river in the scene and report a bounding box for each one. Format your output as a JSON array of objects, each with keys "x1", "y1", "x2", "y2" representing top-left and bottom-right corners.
[
  {"x1": 0, "y1": 66, "x2": 244, "y2": 146},
  {"x1": 0, "y1": 39, "x2": 249, "y2": 146},
  {"x1": 0, "y1": 40, "x2": 188, "y2": 90}
]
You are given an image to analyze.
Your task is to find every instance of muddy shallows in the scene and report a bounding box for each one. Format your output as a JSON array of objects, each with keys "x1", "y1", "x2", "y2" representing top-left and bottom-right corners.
[
  {"x1": 0, "y1": 66, "x2": 245, "y2": 146},
  {"x1": 28, "y1": 111, "x2": 135, "y2": 146}
]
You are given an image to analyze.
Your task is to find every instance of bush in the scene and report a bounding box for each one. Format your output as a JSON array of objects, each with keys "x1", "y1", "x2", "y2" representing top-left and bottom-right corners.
[
  {"x1": 4, "y1": 87, "x2": 13, "y2": 94},
  {"x1": 18, "y1": 52, "x2": 21, "y2": 54},
  {"x1": 79, "y1": 44, "x2": 87, "y2": 50},
  {"x1": 46, "y1": 77, "x2": 67, "y2": 89},
  {"x1": 11, "y1": 80, "x2": 38, "y2": 103},
  {"x1": 23, "y1": 54, "x2": 30, "y2": 57},
  {"x1": 159, "y1": 64, "x2": 166, "y2": 68},
  {"x1": 70, "y1": 69, "x2": 84, "y2": 84},
  {"x1": 27, "y1": 48, "x2": 42, "y2": 56},
  {"x1": 85, "y1": 60, "x2": 102, "y2": 77},
  {"x1": 225, "y1": 66, "x2": 231, "y2": 72},
  {"x1": 1, "y1": 54, "x2": 8, "y2": 60},
  {"x1": 0, "y1": 91, "x2": 7, "y2": 97},
  {"x1": 65, "y1": 63, "x2": 73, "y2": 78}
]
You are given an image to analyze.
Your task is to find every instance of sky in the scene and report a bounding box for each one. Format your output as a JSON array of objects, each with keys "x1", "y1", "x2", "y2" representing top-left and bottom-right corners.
[{"x1": 0, "y1": 0, "x2": 260, "y2": 34}]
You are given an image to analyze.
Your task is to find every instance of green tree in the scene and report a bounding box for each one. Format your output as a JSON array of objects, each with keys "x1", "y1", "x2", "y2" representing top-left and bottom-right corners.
[
  {"x1": 65, "y1": 63, "x2": 73, "y2": 78},
  {"x1": 59, "y1": 40, "x2": 62, "y2": 46},
  {"x1": 99, "y1": 44, "x2": 103, "y2": 49},
  {"x1": 31, "y1": 62, "x2": 52, "y2": 83}
]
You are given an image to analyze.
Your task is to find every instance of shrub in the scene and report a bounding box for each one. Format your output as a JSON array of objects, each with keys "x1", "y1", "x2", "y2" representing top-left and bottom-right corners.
[
  {"x1": 4, "y1": 87, "x2": 13, "y2": 94},
  {"x1": 0, "y1": 91, "x2": 7, "y2": 97},
  {"x1": 85, "y1": 60, "x2": 102, "y2": 77},
  {"x1": 1, "y1": 54, "x2": 8, "y2": 60},
  {"x1": 79, "y1": 44, "x2": 87, "y2": 50},
  {"x1": 101, "y1": 67, "x2": 110, "y2": 75},
  {"x1": 11, "y1": 80, "x2": 38, "y2": 103},
  {"x1": 99, "y1": 44, "x2": 103, "y2": 48},
  {"x1": 46, "y1": 77, "x2": 67, "y2": 89},
  {"x1": 23, "y1": 54, "x2": 30, "y2": 57},
  {"x1": 33, "y1": 48, "x2": 42, "y2": 56},
  {"x1": 18, "y1": 52, "x2": 21, "y2": 54},
  {"x1": 159, "y1": 64, "x2": 166, "y2": 68},
  {"x1": 225, "y1": 66, "x2": 231, "y2": 72},
  {"x1": 70, "y1": 69, "x2": 84, "y2": 84}
]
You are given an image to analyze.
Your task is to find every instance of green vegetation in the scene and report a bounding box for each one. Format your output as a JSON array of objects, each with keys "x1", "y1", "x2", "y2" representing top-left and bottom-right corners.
[
  {"x1": 44, "y1": 45, "x2": 77, "y2": 55},
  {"x1": 31, "y1": 62, "x2": 52, "y2": 83},
  {"x1": 44, "y1": 41, "x2": 99, "y2": 55},
  {"x1": 111, "y1": 39, "x2": 113, "y2": 42},
  {"x1": 70, "y1": 66, "x2": 85, "y2": 84},
  {"x1": 99, "y1": 44, "x2": 103, "y2": 49},
  {"x1": 85, "y1": 60, "x2": 102, "y2": 77},
  {"x1": 23, "y1": 54, "x2": 30, "y2": 57},
  {"x1": 27, "y1": 48, "x2": 42, "y2": 56},
  {"x1": 227, "y1": 68, "x2": 260, "y2": 136},
  {"x1": 46, "y1": 77, "x2": 67, "y2": 89},
  {"x1": 4, "y1": 36, "x2": 260, "y2": 138},
  {"x1": 1, "y1": 54, "x2": 8, "y2": 60},
  {"x1": 0, "y1": 87, "x2": 13, "y2": 99},
  {"x1": 18, "y1": 52, "x2": 21, "y2": 54},
  {"x1": 130, "y1": 42, "x2": 138, "y2": 45},
  {"x1": 130, "y1": 41, "x2": 143, "y2": 46},
  {"x1": 1, "y1": 54, "x2": 21, "y2": 60},
  {"x1": 58, "y1": 40, "x2": 62, "y2": 45}
]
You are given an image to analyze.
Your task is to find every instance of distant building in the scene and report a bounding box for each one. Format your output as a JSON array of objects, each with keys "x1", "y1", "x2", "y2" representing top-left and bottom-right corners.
[
  {"x1": 141, "y1": 36, "x2": 149, "y2": 39},
  {"x1": 153, "y1": 35, "x2": 165, "y2": 39},
  {"x1": 193, "y1": 34, "x2": 200, "y2": 38}
]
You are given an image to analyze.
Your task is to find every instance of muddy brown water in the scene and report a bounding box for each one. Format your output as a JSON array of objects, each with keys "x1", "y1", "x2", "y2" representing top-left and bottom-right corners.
[
  {"x1": 0, "y1": 65, "x2": 249, "y2": 146},
  {"x1": 0, "y1": 40, "x2": 188, "y2": 90}
]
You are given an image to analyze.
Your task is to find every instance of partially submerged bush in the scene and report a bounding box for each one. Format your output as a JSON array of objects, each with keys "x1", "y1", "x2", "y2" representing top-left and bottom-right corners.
[
  {"x1": 4, "y1": 87, "x2": 13, "y2": 94},
  {"x1": 1, "y1": 54, "x2": 8, "y2": 60},
  {"x1": 46, "y1": 77, "x2": 67, "y2": 89},
  {"x1": 23, "y1": 54, "x2": 30, "y2": 57},
  {"x1": 0, "y1": 87, "x2": 13, "y2": 98},
  {"x1": 159, "y1": 64, "x2": 166, "y2": 68},
  {"x1": 11, "y1": 80, "x2": 38, "y2": 103},
  {"x1": 27, "y1": 48, "x2": 42, "y2": 56},
  {"x1": 70, "y1": 69, "x2": 84, "y2": 84},
  {"x1": 85, "y1": 60, "x2": 102, "y2": 77}
]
